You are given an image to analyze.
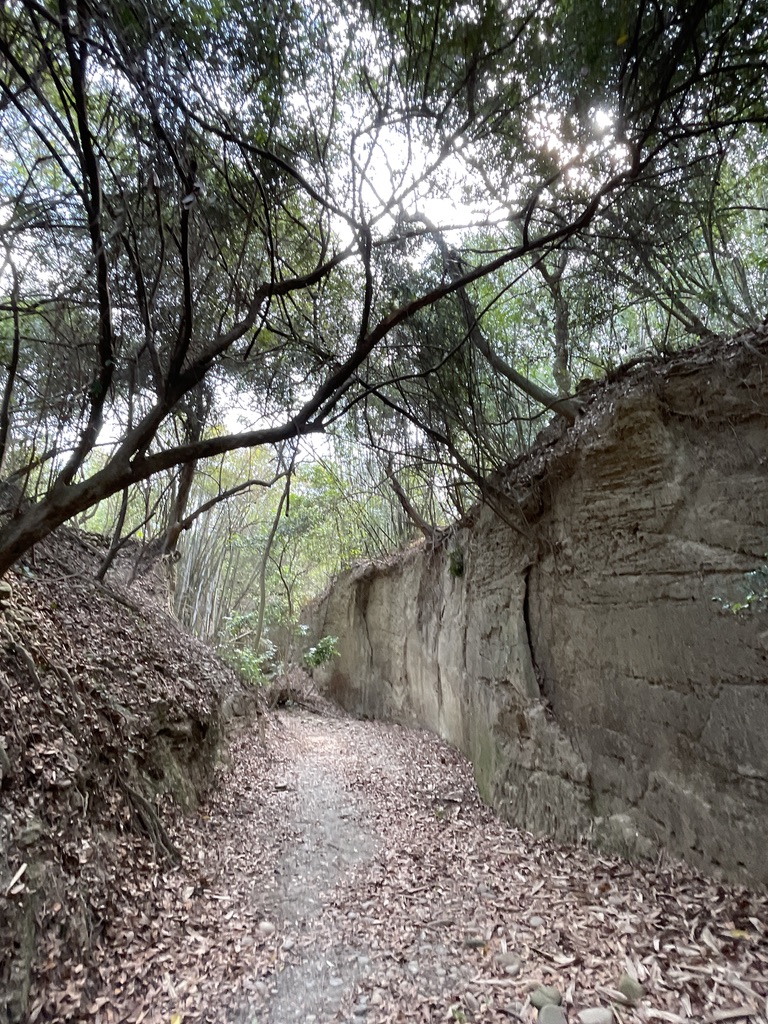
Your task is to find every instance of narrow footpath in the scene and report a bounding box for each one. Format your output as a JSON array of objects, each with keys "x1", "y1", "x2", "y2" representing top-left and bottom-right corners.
[{"x1": 38, "y1": 705, "x2": 768, "y2": 1024}]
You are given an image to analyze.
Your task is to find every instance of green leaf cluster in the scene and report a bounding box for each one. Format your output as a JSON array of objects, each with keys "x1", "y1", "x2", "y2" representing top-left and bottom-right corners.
[{"x1": 304, "y1": 634, "x2": 339, "y2": 668}]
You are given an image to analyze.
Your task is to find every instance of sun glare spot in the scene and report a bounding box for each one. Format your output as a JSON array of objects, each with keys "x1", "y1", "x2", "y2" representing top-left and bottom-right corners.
[{"x1": 593, "y1": 108, "x2": 613, "y2": 132}]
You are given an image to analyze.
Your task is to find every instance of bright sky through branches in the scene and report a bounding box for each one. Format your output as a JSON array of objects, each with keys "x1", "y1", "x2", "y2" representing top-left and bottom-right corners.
[{"x1": 335, "y1": 104, "x2": 623, "y2": 250}]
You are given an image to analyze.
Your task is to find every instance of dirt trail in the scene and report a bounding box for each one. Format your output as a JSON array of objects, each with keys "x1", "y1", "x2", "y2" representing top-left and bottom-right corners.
[
  {"x1": 224, "y1": 711, "x2": 767, "y2": 1024},
  {"x1": 240, "y1": 710, "x2": 498, "y2": 1023},
  {"x1": 261, "y1": 716, "x2": 379, "y2": 1021},
  {"x1": 39, "y1": 706, "x2": 768, "y2": 1023}
]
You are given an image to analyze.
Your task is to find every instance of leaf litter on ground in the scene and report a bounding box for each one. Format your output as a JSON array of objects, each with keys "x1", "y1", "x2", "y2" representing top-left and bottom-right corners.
[{"x1": 25, "y1": 708, "x2": 766, "y2": 1024}]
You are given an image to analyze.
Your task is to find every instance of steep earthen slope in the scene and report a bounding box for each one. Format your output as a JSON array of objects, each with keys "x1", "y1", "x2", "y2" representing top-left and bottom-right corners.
[
  {"x1": 307, "y1": 331, "x2": 768, "y2": 885},
  {"x1": 0, "y1": 523, "x2": 254, "y2": 1022}
]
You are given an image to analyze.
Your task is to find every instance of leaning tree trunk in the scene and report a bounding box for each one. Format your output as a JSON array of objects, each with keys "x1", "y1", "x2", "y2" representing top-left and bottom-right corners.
[{"x1": 162, "y1": 457, "x2": 198, "y2": 557}]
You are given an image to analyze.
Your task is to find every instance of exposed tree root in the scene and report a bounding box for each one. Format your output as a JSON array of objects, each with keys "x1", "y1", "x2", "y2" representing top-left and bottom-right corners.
[
  {"x1": 117, "y1": 774, "x2": 181, "y2": 863},
  {"x1": 1, "y1": 624, "x2": 40, "y2": 686}
]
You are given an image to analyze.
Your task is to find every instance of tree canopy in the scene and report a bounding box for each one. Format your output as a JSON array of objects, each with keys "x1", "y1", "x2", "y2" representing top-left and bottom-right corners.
[{"x1": 1, "y1": 0, "x2": 767, "y2": 582}]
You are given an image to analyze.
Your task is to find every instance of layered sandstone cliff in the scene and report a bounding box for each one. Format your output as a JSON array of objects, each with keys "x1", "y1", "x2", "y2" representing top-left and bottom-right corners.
[{"x1": 306, "y1": 332, "x2": 768, "y2": 885}]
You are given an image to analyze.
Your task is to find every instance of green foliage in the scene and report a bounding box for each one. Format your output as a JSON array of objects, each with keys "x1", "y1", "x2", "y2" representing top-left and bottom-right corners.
[
  {"x1": 124, "y1": 441, "x2": 438, "y2": 671},
  {"x1": 304, "y1": 635, "x2": 339, "y2": 668},
  {"x1": 219, "y1": 611, "x2": 277, "y2": 685},
  {"x1": 223, "y1": 643, "x2": 276, "y2": 686},
  {"x1": 3, "y1": 0, "x2": 768, "y2": 594},
  {"x1": 713, "y1": 563, "x2": 768, "y2": 616}
]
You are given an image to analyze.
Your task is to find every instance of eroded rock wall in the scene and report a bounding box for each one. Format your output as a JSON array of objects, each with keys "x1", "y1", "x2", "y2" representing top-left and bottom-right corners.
[{"x1": 307, "y1": 335, "x2": 768, "y2": 884}]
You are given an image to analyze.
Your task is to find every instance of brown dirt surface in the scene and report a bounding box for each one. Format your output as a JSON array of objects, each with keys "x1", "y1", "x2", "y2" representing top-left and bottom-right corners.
[
  {"x1": 19, "y1": 707, "x2": 765, "y2": 1024},
  {"x1": 0, "y1": 522, "x2": 254, "y2": 1022},
  {"x1": 203, "y1": 712, "x2": 768, "y2": 1024}
]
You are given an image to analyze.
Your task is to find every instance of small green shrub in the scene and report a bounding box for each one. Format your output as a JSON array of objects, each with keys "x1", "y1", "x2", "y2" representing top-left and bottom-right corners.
[
  {"x1": 222, "y1": 638, "x2": 277, "y2": 686},
  {"x1": 304, "y1": 634, "x2": 339, "y2": 668}
]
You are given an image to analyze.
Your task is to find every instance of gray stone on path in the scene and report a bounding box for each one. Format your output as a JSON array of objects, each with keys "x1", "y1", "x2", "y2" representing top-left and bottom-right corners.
[
  {"x1": 531, "y1": 985, "x2": 563, "y2": 1008},
  {"x1": 617, "y1": 972, "x2": 645, "y2": 1003},
  {"x1": 538, "y1": 1006, "x2": 567, "y2": 1024},
  {"x1": 494, "y1": 952, "x2": 522, "y2": 977},
  {"x1": 464, "y1": 992, "x2": 480, "y2": 1013},
  {"x1": 577, "y1": 1009, "x2": 613, "y2": 1024},
  {"x1": 503, "y1": 1003, "x2": 524, "y2": 1019},
  {"x1": 529, "y1": 915, "x2": 545, "y2": 928}
]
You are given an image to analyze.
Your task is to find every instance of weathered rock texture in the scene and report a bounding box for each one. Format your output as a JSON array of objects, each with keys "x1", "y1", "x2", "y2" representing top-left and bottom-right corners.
[{"x1": 307, "y1": 333, "x2": 768, "y2": 885}]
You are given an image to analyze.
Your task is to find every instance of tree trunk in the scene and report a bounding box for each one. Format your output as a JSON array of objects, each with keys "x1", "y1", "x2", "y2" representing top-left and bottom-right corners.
[
  {"x1": 162, "y1": 457, "x2": 198, "y2": 557},
  {"x1": 551, "y1": 280, "x2": 572, "y2": 396},
  {"x1": 96, "y1": 487, "x2": 130, "y2": 581},
  {"x1": 384, "y1": 462, "x2": 436, "y2": 541},
  {"x1": 437, "y1": 235, "x2": 582, "y2": 423}
]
